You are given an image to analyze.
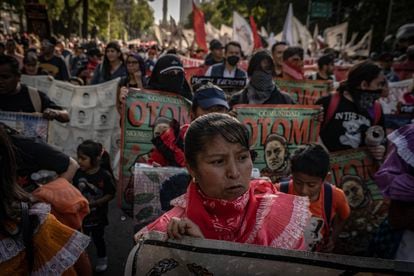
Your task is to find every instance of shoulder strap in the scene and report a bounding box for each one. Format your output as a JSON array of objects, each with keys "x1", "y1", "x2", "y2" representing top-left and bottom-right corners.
[
  {"x1": 21, "y1": 202, "x2": 34, "y2": 272},
  {"x1": 322, "y1": 92, "x2": 341, "y2": 129},
  {"x1": 27, "y1": 86, "x2": 42, "y2": 113},
  {"x1": 279, "y1": 181, "x2": 290, "y2": 193},
  {"x1": 323, "y1": 183, "x2": 333, "y2": 228},
  {"x1": 373, "y1": 101, "x2": 382, "y2": 125}
]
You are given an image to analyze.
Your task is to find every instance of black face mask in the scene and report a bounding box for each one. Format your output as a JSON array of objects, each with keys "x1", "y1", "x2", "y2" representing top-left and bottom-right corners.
[
  {"x1": 226, "y1": 55, "x2": 240, "y2": 66},
  {"x1": 157, "y1": 72, "x2": 184, "y2": 93},
  {"x1": 351, "y1": 89, "x2": 383, "y2": 109}
]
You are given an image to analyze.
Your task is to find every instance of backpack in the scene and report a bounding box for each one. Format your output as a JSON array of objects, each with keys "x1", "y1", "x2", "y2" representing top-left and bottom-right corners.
[
  {"x1": 322, "y1": 92, "x2": 382, "y2": 129},
  {"x1": 279, "y1": 181, "x2": 333, "y2": 229}
]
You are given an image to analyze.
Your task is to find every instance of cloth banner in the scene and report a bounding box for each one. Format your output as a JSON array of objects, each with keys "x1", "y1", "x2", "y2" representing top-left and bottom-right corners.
[
  {"x1": 133, "y1": 166, "x2": 187, "y2": 232},
  {"x1": 121, "y1": 89, "x2": 191, "y2": 210},
  {"x1": 379, "y1": 79, "x2": 414, "y2": 129},
  {"x1": 20, "y1": 76, "x2": 121, "y2": 158},
  {"x1": 328, "y1": 148, "x2": 387, "y2": 256},
  {"x1": 192, "y1": 1, "x2": 208, "y2": 52},
  {"x1": 0, "y1": 111, "x2": 49, "y2": 141},
  {"x1": 235, "y1": 105, "x2": 320, "y2": 182},
  {"x1": 233, "y1": 11, "x2": 254, "y2": 56},
  {"x1": 347, "y1": 29, "x2": 373, "y2": 57},
  {"x1": 20, "y1": 75, "x2": 53, "y2": 94},
  {"x1": 126, "y1": 232, "x2": 413, "y2": 275},
  {"x1": 275, "y1": 78, "x2": 331, "y2": 105}
]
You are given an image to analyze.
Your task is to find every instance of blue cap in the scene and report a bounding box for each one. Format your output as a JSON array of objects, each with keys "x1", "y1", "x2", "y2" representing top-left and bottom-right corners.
[{"x1": 193, "y1": 84, "x2": 229, "y2": 110}]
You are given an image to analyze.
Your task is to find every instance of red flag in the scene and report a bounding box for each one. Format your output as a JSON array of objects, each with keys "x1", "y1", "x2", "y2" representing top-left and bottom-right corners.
[
  {"x1": 249, "y1": 16, "x2": 262, "y2": 49},
  {"x1": 193, "y1": 1, "x2": 207, "y2": 52}
]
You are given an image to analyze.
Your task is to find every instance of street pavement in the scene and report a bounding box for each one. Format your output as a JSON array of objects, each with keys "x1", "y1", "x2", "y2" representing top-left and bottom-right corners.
[{"x1": 87, "y1": 199, "x2": 134, "y2": 275}]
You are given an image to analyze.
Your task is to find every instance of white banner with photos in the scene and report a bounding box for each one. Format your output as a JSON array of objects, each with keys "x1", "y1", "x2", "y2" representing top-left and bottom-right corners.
[{"x1": 20, "y1": 75, "x2": 121, "y2": 158}]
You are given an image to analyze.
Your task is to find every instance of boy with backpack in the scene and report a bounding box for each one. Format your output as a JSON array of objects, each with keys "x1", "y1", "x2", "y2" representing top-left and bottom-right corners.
[{"x1": 278, "y1": 144, "x2": 350, "y2": 252}]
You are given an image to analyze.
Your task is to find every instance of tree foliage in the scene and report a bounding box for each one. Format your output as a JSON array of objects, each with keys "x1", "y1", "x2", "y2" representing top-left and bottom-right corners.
[
  {"x1": 190, "y1": 0, "x2": 414, "y2": 52},
  {"x1": 4, "y1": 0, "x2": 154, "y2": 41}
]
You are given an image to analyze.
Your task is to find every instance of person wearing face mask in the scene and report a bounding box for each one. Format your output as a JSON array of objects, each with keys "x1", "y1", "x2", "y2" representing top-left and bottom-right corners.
[
  {"x1": 316, "y1": 61, "x2": 387, "y2": 161},
  {"x1": 229, "y1": 50, "x2": 295, "y2": 107},
  {"x1": 282, "y1": 46, "x2": 305, "y2": 81},
  {"x1": 147, "y1": 54, "x2": 192, "y2": 100},
  {"x1": 205, "y1": 41, "x2": 247, "y2": 79}
]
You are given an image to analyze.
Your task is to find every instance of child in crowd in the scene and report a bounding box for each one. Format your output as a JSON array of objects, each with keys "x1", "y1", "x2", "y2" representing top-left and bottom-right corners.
[
  {"x1": 73, "y1": 140, "x2": 116, "y2": 272},
  {"x1": 277, "y1": 144, "x2": 350, "y2": 252}
]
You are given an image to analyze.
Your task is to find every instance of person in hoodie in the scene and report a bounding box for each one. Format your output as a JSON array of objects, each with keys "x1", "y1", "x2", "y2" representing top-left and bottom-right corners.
[
  {"x1": 147, "y1": 54, "x2": 192, "y2": 100},
  {"x1": 229, "y1": 50, "x2": 295, "y2": 107}
]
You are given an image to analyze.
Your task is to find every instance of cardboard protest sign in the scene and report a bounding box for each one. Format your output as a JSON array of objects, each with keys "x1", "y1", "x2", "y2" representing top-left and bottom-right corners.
[
  {"x1": 126, "y1": 232, "x2": 413, "y2": 275},
  {"x1": 133, "y1": 166, "x2": 187, "y2": 232},
  {"x1": 235, "y1": 105, "x2": 321, "y2": 181},
  {"x1": 275, "y1": 78, "x2": 330, "y2": 105},
  {"x1": 0, "y1": 111, "x2": 49, "y2": 141},
  {"x1": 120, "y1": 89, "x2": 191, "y2": 210},
  {"x1": 328, "y1": 148, "x2": 387, "y2": 256},
  {"x1": 379, "y1": 79, "x2": 414, "y2": 129}
]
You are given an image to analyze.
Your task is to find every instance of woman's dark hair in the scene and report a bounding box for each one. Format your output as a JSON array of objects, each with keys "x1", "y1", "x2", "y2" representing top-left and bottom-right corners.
[
  {"x1": 102, "y1": 41, "x2": 124, "y2": 81},
  {"x1": 338, "y1": 61, "x2": 382, "y2": 94},
  {"x1": 126, "y1": 53, "x2": 146, "y2": 84},
  {"x1": 290, "y1": 143, "x2": 330, "y2": 179},
  {"x1": 225, "y1": 41, "x2": 242, "y2": 54},
  {"x1": 77, "y1": 140, "x2": 115, "y2": 180},
  {"x1": 0, "y1": 124, "x2": 31, "y2": 236},
  {"x1": 247, "y1": 50, "x2": 274, "y2": 77},
  {"x1": 184, "y1": 113, "x2": 250, "y2": 169}
]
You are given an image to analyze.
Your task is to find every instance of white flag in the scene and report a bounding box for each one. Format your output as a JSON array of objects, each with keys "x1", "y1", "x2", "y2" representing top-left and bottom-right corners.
[
  {"x1": 293, "y1": 16, "x2": 312, "y2": 51},
  {"x1": 345, "y1": 32, "x2": 359, "y2": 49},
  {"x1": 205, "y1": 22, "x2": 221, "y2": 42},
  {"x1": 220, "y1": 24, "x2": 233, "y2": 45},
  {"x1": 233, "y1": 11, "x2": 254, "y2": 56},
  {"x1": 324, "y1": 22, "x2": 348, "y2": 50},
  {"x1": 282, "y1": 3, "x2": 295, "y2": 46},
  {"x1": 347, "y1": 29, "x2": 373, "y2": 57}
]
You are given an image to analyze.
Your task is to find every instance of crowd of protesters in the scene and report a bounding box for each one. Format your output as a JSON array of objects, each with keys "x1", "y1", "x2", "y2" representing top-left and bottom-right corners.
[{"x1": 1, "y1": 29, "x2": 414, "y2": 274}]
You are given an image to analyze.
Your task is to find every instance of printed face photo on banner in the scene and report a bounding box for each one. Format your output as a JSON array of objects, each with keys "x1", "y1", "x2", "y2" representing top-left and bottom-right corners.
[
  {"x1": 235, "y1": 104, "x2": 321, "y2": 173},
  {"x1": 70, "y1": 107, "x2": 93, "y2": 128},
  {"x1": 48, "y1": 80, "x2": 75, "y2": 108},
  {"x1": 93, "y1": 108, "x2": 116, "y2": 130},
  {"x1": 275, "y1": 79, "x2": 331, "y2": 105},
  {"x1": 72, "y1": 86, "x2": 98, "y2": 108},
  {"x1": 97, "y1": 81, "x2": 119, "y2": 107}
]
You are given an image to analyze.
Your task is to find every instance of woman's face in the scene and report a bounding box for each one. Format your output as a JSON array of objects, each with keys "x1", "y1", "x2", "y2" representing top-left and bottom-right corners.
[
  {"x1": 126, "y1": 56, "x2": 140, "y2": 74},
  {"x1": 189, "y1": 135, "x2": 253, "y2": 200},
  {"x1": 106, "y1": 47, "x2": 120, "y2": 62}
]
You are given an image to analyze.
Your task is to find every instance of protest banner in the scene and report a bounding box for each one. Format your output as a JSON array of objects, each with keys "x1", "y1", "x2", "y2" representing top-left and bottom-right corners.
[
  {"x1": 125, "y1": 232, "x2": 413, "y2": 275},
  {"x1": 328, "y1": 148, "x2": 387, "y2": 256},
  {"x1": 235, "y1": 105, "x2": 320, "y2": 181},
  {"x1": 20, "y1": 75, "x2": 54, "y2": 94},
  {"x1": 190, "y1": 75, "x2": 246, "y2": 98},
  {"x1": 46, "y1": 78, "x2": 121, "y2": 158},
  {"x1": 120, "y1": 89, "x2": 191, "y2": 210},
  {"x1": 379, "y1": 79, "x2": 414, "y2": 129},
  {"x1": 0, "y1": 111, "x2": 49, "y2": 141},
  {"x1": 275, "y1": 78, "x2": 331, "y2": 105},
  {"x1": 133, "y1": 166, "x2": 187, "y2": 232},
  {"x1": 178, "y1": 55, "x2": 204, "y2": 68}
]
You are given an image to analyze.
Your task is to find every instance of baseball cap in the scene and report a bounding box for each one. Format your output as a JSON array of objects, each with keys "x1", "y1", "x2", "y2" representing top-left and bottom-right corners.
[
  {"x1": 209, "y1": 39, "x2": 223, "y2": 50},
  {"x1": 193, "y1": 83, "x2": 229, "y2": 110}
]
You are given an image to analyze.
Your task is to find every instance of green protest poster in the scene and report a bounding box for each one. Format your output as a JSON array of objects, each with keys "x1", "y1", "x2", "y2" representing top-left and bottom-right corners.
[
  {"x1": 235, "y1": 104, "x2": 321, "y2": 182},
  {"x1": 328, "y1": 148, "x2": 387, "y2": 256},
  {"x1": 120, "y1": 89, "x2": 191, "y2": 211},
  {"x1": 275, "y1": 78, "x2": 330, "y2": 105}
]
